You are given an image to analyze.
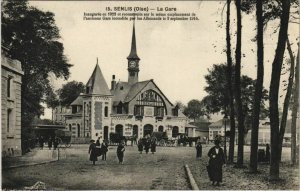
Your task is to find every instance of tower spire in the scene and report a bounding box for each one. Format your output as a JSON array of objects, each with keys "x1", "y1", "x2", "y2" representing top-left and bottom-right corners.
[{"x1": 127, "y1": 21, "x2": 140, "y2": 60}]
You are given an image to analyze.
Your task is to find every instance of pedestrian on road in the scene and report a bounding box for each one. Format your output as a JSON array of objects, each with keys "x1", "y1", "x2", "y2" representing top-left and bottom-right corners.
[
  {"x1": 144, "y1": 139, "x2": 150, "y2": 154},
  {"x1": 138, "y1": 139, "x2": 143, "y2": 154},
  {"x1": 95, "y1": 137, "x2": 102, "y2": 157},
  {"x1": 101, "y1": 140, "x2": 108, "y2": 160},
  {"x1": 89, "y1": 140, "x2": 97, "y2": 165},
  {"x1": 39, "y1": 136, "x2": 44, "y2": 150},
  {"x1": 207, "y1": 139, "x2": 225, "y2": 186},
  {"x1": 48, "y1": 137, "x2": 53, "y2": 150},
  {"x1": 117, "y1": 141, "x2": 125, "y2": 164},
  {"x1": 151, "y1": 139, "x2": 157, "y2": 154},
  {"x1": 265, "y1": 144, "x2": 270, "y2": 163},
  {"x1": 53, "y1": 136, "x2": 60, "y2": 150},
  {"x1": 196, "y1": 141, "x2": 202, "y2": 159}
]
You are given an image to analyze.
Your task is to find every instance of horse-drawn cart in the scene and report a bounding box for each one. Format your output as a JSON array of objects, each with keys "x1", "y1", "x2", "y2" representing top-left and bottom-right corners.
[{"x1": 55, "y1": 129, "x2": 72, "y2": 148}]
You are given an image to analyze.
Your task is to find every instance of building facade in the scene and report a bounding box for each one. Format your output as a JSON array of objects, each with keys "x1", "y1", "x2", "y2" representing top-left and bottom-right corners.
[
  {"x1": 55, "y1": 24, "x2": 194, "y2": 141},
  {"x1": 1, "y1": 46, "x2": 23, "y2": 157}
]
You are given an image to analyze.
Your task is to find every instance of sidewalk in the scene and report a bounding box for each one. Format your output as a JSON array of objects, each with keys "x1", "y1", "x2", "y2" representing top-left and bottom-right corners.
[{"x1": 2, "y1": 148, "x2": 59, "y2": 169}]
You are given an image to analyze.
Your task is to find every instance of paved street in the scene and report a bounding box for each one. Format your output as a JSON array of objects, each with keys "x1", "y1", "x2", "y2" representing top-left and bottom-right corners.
[{"x1": 2, "y1": 144, "x2": 299, "y2": 190}]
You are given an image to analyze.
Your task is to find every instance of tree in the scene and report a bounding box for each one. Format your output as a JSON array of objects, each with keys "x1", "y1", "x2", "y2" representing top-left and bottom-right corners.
[
  {"x1": 202, "y1": 64, "x2": 268, "y2": 121},
  {"x1": 291, "y1": 43, "x2": 299, "y2": 165},
  {"x1": 225, "y1": 0, "x2": 237, "y2": 163},
  {"x1": 2, "y1": 0, "x2": 72, "y2": 129},
  {"x1": 183, "y1": 99, "x2": 206, "y2": 121},
  {"x1": 269, "y1": 0, "x2": 291, "y2": 181},
  {"x1": 58, "y1": 81, "x2": 85, "y2": 106},
  {"x1": 234, "y1": 0, "x2": 246, "y2": 167},
  {"x1": 249, "y1": 0, "x2": 264, "y2": 173},
  {"x1": 174, "y1": 101, "x2": 186, "y2": 112}
]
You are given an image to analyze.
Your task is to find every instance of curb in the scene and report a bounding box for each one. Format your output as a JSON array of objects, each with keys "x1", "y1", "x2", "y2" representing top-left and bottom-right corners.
[
  {"x1": 185, "y1": 164, "x2": 200, "y2": 190},
  {"x1": 3, "y1": 159, "x2": 58, "y2": 170}
]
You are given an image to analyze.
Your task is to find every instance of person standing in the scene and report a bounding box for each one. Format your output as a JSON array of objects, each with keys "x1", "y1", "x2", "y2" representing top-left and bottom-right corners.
[
  {"x1": 151, "y1": 139, "x2": 157, "y2": 154},
  {"x1": 196, "y1": 141, "x2": 202, "y2": 159},
  {"x1": 95, "y1": 137, "x2": 102, "y2": 157},
  {"x1": 117, "y1": 141, "x2": 125, "y2": 164},
  {"x1": 48, "y1": 137, "x2": 53, "y2": 150},
  {"x1": 53, "y1": 136, "x2": 60, "y2": 150},
  {"x1": 265, "y1": 144, "x2": 270, "y2": 163},
  {"x1": 39, "y1": 136, "x2": 44, "y2": 150},
  {"x1": 207, "y1": 139, "x2": 225, "y2": 186},
  {"x1": 138, "y1": 139, "x2": 143, "y2": 154},
  {"x1": 144, "y1": 139, "x2": 150, "y2": 154},
  {"x1": 101, "y1": 140, "x2": 108, "y2": 160},
  {"x1": 89, "y1": 140, "x2": 97, "y2": 165}
]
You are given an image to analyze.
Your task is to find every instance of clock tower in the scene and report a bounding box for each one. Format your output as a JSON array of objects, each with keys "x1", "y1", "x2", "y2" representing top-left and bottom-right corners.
[{"x1": 127, "y1": 22, "x2": 140, "y2": 85}]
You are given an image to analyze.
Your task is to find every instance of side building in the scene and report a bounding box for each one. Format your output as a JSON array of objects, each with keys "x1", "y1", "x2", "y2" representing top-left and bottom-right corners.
[
  {"x1": 53, "y1": 24, "x2": 195, "y2": 142},
  {"x1": 1, "y1": 46, "x2": 23, "y2": 157}
]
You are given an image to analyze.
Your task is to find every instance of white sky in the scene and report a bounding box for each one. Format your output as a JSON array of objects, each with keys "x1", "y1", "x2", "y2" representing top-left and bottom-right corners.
[{"x1": 30, "y1": 1, "x2": 299, "y2": 120}]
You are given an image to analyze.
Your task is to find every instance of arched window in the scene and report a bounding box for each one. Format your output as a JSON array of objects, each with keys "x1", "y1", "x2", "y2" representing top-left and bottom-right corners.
[
  {"x1": 115, "y1": 124, "x2": 123, "y2": 136},
  {"x1": 158, "y1": 126, "x2": 164, "y2": 132},
  {"x1": 104, "y1": 106, "x2": 108, "y2": 117},
  {"x1": 172, "y1": 126, "x2": 179, "y2": 138}
]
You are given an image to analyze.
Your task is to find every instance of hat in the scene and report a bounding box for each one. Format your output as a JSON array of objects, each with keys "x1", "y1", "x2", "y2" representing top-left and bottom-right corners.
[{"x1": 90, "y1": 139, "x2": 95, "y2": 143}]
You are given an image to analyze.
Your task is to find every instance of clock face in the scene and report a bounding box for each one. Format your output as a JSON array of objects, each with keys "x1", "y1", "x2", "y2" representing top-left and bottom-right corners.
[{"x1": 129, "y1": 61, "x2": 136, "y2": 68}]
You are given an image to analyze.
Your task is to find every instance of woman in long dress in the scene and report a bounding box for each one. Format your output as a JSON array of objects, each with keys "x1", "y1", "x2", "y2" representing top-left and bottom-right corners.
[
  {"x1": 89, "y1": 140, "x2": 97, "y2": 165},
  {"x1": 207, "y1": 139, "x2": 225, "y2": 186},
  {"x1": 117, "y1": 142, "x2": 125, "y2": 164}
]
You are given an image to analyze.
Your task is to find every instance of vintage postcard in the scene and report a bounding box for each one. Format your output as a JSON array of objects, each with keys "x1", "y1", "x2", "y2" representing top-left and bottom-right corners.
[{"x1": 1, "y1": 0, "x2": 299, "y2": 190}]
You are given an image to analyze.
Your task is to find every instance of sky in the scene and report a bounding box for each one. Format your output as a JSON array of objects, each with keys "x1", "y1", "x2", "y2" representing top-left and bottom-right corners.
[{"x1": 29, "y1": 1, "x2": 299, "y2": 121}]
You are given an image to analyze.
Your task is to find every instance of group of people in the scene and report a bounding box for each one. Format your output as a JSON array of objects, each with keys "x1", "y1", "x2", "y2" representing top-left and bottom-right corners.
[
  {"x1": 88, "y1": 138, "x2": 109, "y2": 165},
  {"x1": 38, "y1": 136, "x2": 60, "y2": 150},
  {"x1": 137, "y1": 136, "x2": 157, "y2": 154}
]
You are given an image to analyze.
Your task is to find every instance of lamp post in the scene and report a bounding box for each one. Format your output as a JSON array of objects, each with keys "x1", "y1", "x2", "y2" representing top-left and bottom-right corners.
[{"x1": 223, "y1": 114, "x2": 228, "y2": 162}]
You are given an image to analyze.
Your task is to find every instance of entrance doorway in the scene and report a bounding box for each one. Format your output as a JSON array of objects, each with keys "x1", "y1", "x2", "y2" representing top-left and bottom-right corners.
[
  {"x1": 133, "y1": 125, "x2": 138, "y2": 137},
  {"x1": 172, "y1": 126, "x2": 179, "y2": 137},
  {"x1": 115, "y1": 125, "x2": 123, "y2": 136},
  {"x1": 104, "y1": 126, "x2": 109, "y2": 140},
  {"x1": 143, "y1": 124, "x2": 153, "y2": 137}
]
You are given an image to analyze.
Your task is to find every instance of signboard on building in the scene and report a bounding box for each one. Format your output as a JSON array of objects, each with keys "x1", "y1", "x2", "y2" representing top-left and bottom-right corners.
[{"x1": 144, "y1": 106, "x2": 154, "y2": 117}]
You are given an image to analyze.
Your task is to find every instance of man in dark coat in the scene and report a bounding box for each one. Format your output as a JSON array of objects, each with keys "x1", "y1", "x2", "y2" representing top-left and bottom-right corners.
[
  {"x1": 207, "y1": 139, "x2": 225, "y2": 186},
  {"x1": 39, "y1": 136, "x2": 44, "y2": 150},
  {"x1": 48, "y1": 137, "x2": 53, "y2": 150},
  {"x1": 117, "y1": 142, "x2": 125, "y2": 164},
  {"x1": 196, "y1": 142, "x2": 202, "y2": 159},
  {"x1": 265, "y1": 144, "x2": 270, "y2": 163},
  {"x1": 137, "y1": 139, "x2": 143, "y2": 154},
  {"x1": 144, "y1": 139, "x2": 150, "y2": 154},
  {"x1": 101, "y1": 140, "x2": 108, "y2": 160},
  {"x1": 53, "y1": 136, "x2": 60, "y2": 150},
  {"x1": 151, "y1": 139, "x2": 157, "y2": 154},
  {"x1": 89, "y1": 140, "x2": 97, "y2": 165}
]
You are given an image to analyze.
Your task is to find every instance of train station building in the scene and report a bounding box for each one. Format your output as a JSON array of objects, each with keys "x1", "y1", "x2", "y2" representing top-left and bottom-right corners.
[{"x1": 55, "y1": 24, "x2": 195, "y2": 141}]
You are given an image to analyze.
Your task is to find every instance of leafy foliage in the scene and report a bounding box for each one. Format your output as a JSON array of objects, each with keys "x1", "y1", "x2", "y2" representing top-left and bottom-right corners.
[
  {"x1": 183, "y1": 99, "x2": 207, "y2": 120},
  {"x1": 58, "y1": 81, "x2": 85, "y2": 106},
  {"x1": 201, "y1": 64, "x2": 269, "y2": 125},
  {"x1": 1, "y1": 0, "x2": 72, "y2": 128}
]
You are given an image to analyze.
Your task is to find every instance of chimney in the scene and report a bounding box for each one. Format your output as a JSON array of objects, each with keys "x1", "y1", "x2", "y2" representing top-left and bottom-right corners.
[{"x1": 111, "y1": 75, "x2": 116, "y2": 90}]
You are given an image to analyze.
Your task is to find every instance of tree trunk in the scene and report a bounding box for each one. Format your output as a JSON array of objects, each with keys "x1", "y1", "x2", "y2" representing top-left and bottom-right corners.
[
  {"x1": 226, "y1": 0, "x2": 236, "y2": 164},
  {"x1": 249, "y1": 0, "x2": 264, "y2": 173},
  {"x1": 269, "y1": 0, "x2": 290, "y2": 180},
  {"x1": 235, "y1": 0, "x2": 245, "y2": 166},
  {"x1": 278, "y1": 37, "x2": 295, "y2": 161},
  {"x1": 291, "y1": 42, "x2": 299, "y2": 165}
]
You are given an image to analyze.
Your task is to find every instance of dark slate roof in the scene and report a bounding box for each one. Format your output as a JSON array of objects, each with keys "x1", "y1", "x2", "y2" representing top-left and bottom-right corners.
[
  {"x1": 70, "y1": 95, "x2": 83, "y2": 106},
  {"x1": 127, "y1": 22, "x2": 140, "y2": 60},
  {"x1": 86, "y1": 63, "x2": 111, "y2": 95},
  {"x1": 111, "y1": 80, "x2": 150, "y2": 103}
]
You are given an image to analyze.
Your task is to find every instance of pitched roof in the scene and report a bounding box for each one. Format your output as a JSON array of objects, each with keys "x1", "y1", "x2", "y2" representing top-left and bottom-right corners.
[
  {"x1": 70, "y1": 95, "x2": 83, "y2": 106},
  {"x1": 86, "y1": 63, "x2": 111, "y2": 95},
  {"x1": 111, "y1": 80, "x2": 150, "y2": 103},
  {"x1": 209, "y1": 119, "x2": 224, "y2": 128}
]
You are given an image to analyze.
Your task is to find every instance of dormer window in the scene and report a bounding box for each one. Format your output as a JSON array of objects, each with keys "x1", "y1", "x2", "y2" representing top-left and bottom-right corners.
[{"x1": 172, "y1": 105, "x2": 179, "y2": 117}]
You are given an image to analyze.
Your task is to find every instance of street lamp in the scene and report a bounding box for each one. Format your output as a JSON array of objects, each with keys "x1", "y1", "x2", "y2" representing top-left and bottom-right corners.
[{"x1": 223, "y1": 114, "x2": 228, "y2": 162}]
